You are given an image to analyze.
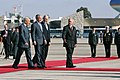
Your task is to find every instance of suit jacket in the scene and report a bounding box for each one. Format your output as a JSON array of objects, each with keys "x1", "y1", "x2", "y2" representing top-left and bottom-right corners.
[
  {"x1": 103, "y1": 31, "x2": 113, "y2": 45},
  {"x1": 62, "y1": 25, "x2": 77, "y2": 48},
  {"x1": 11, "y1": 31, "x2": 19, "y2": 45},
  {"x1": 41, "y1": 21, "x2": 50, "y2": 45},
  {"x1": 18, "y1": 23, "x2": 30, "y2": 48},
  {"x1": 88, "y1": 31, "x2": 98, "y2": 45},
  {"x1": 114, "y1": 32, "x2": 120, "y2": 45},
  {"x1": 31, "y1": 21, "x2": 46, "y2": 45},
  {"x1": 1, "y1": 30, "x2": 12, "y2": 45}
]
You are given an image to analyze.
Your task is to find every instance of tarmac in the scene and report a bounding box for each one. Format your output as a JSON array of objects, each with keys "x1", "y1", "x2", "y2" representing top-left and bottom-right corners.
[{"x1": 0, "y1": 38, "x2": 120, "y2": 80}]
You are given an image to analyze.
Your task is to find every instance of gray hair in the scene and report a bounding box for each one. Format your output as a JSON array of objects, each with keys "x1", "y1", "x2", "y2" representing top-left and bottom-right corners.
[{"x1": 23, "y1": 17, "x2": 30, "y2": 23}]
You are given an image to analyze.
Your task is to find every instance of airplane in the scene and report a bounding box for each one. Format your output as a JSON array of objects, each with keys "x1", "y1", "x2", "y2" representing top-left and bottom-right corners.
[{"x1": 110, "y1": 0, "x2": 120, "y2": 12}]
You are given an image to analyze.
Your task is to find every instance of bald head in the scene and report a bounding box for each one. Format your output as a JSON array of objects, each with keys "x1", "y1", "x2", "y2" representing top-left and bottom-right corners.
[
  {"x1": 68, "y1": 18, "x2": 74, "y2": 26},
  {"x1": 24, "y1": 17, "x2": 30, "y2": 26}
]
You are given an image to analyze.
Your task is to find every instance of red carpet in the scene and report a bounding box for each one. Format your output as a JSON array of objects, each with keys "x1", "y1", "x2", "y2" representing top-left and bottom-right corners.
[
  {"x1": 44, "y1": 68, "x2": 120, "y2": 72},
  {"x1": 46, "y1": 57, "x2": 118, "y2": 67},
  {"x1": 0, "y1": 57, "x2": 119, "y2": 74}
]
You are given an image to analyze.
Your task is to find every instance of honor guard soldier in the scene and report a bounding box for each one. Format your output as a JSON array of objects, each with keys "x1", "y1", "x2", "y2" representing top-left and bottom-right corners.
[
  {"x1": 88, "y1": 27, "x2": 98, "y2": 58},
  {"x1": 103, "y1": 26, "x2": 113, "y2": 58},
  {"x1": 114, "y1": 27, "x2": 120, "y2": 58}
]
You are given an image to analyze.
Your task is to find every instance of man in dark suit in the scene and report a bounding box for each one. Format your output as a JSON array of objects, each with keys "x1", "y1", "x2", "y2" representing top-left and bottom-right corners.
[
  {"x1": 12, "y1": 17, "x2": 34, "y2": 69},
  {"x1": 62, "y1": 18, "x2": 77, "y2": 68},
  {"x1": 103, "y1": 26, "x2": 113, "y2": 58},
  {"x1": 42, "y1": 15, "x2": 50, "y2": 67},
  {"x1": 1, "y1": 24, "x2": 12, "y2": 59},
  {"x1": 11, "y1": 27, "x2": 19, "y2": 59},
  {"x1": 31, "y1": 14, "x2": 47, "y2": 68},
  {"x1": 114, "y1": 27, "x2": 120, "y2": 58},
  {"x1": 10, "y1": 27, "x2": 15, "y2": 56},
  {"x1": 88, "y1": 28, "x2": 98, "y2": 58}
]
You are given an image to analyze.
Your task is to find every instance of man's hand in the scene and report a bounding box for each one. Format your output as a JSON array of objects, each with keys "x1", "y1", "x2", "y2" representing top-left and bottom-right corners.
[
  {"x1": 25, "y1": 42, "x2": 28, "y2": 46},
  {"x1": 64, "y1": 39, "x2": 67, "y2": 43},
  {"x1": 74, "y1": 44, "x2": 77, "y2": 47},
  {"x1": 44, "y1": 40, "x2": 47, "y2": 45},
  {"x1": 3, "y1": 35, "x2": 7, "y2": 37},
  {"x1": 33, "y1": 41, "x2": 36, "y2": 45},
  {"x1": 48, "y1": 42, "x2": 51, "y2": 46}
]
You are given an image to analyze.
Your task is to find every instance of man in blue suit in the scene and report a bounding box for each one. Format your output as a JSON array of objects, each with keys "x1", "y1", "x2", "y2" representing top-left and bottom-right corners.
[
  {"x1": 12, "y1": 17, "x2": 34, "y2": 69},
  {"x1": 31, "y1": 14, "x2": 47, "y2": 68},
  {"x1": 42, "y1": 15, "x2": 51, "y2": 67},
  {"x1": 103, "y1": 26, "x2": 113, "y2": 58}
]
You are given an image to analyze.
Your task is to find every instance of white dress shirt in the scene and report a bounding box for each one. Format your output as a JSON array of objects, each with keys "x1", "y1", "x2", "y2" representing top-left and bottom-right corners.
[
  {"x1": 45, "y1": 22, "x2": 48, "y2": 30},
  {"x1": 37, "y1": 22, "x2": 43, "y2": 32}
]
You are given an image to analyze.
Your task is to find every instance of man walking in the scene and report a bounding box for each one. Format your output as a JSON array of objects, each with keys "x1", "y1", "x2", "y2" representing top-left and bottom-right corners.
[
  {"x1": 62, "y1": 18, "x2": 77, "y2": 68},
  {"x1": 31, "y1": 14, "x2": 47, "y2": 68},
  {"x1": 12, "y1": 17, "x2": 34, "y2": 69},
  {"x1": 42, "y1": 15, "x2": 50, "y2": 67}
]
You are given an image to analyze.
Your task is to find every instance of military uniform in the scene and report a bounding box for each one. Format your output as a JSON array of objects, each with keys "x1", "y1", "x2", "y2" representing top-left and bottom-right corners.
[
  {"x1": 88, "y1": 31, "x2": 98, "y2": 57},
  {"x1": 11, "y1": 30, "x2": 19, "y2": 59},
  {"x1": 103, "y1": 31, "x2": 113, "y2": 58},
  {"x1": 114, "y1": 32, "x2": 120, "y2": 58}
]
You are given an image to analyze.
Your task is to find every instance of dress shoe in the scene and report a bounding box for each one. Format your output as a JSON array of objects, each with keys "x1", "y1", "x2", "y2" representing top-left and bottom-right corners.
[
  {"x1": 12, "y1": 65, "x2": 18, "y2": 69},
  {"x1": 13, "y1": 57, "x2": 16, "y2": 59},
  {"x1": 106, "y1": 56, "x2": 110, "y2": 58},
  {"x1": 91, "y1": 56, "x2": 95, "y2": 58},
  {"x1": 28, "y1": 66, "x2": 35, "y2": 69},
  {"x1": 37, "y1": 66, "x2": 44, "y2": 69},
  {"x1": 44, "y1": 66, "x2": 47, "y2": 68},
  {"x1": 66, "y1": 65, "x2": 76, "y2": 68}
]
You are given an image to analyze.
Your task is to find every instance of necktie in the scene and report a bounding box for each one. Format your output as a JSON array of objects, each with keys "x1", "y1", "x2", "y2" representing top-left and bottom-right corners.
[
  {"x1": 5, "y1": 30, "x2": 8, "y2": 35},
  {"x1": 38, "y1": 22, "x2": 43, "y2": 32},
  {"x1": 70, "y1": 27, "x2": 73, "y2": 31}
]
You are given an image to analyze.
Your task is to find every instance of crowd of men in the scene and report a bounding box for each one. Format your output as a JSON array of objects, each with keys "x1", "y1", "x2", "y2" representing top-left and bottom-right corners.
[
  {"x1": 0, "y1": 15, "x2": 120, "y2": 69},
  {"x1": 0, "y1": 14, "x2": 51, "y2": 69}
]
